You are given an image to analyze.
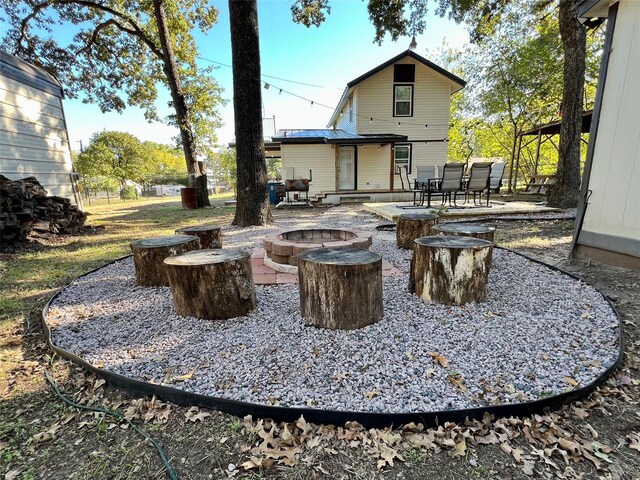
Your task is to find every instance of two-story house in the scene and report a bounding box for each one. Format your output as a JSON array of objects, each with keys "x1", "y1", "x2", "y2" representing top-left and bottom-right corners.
[{"x1": 272, "y1": 50, "x2": 465, "y2": 204}]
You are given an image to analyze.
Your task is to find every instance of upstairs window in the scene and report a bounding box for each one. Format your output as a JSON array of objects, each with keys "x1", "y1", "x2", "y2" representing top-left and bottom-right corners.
[
  {"x1": 394, "y1": 144, "x2": 412, "y2": 173},
  {"x1": 394, "y1": 64, "x2": 415, "y2": 82},
  {"x1": 394, "y1": 85, "x2": 413, "y2": 116}
]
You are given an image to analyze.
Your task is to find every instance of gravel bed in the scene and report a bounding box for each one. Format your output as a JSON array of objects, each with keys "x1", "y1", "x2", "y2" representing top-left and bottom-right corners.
[{"x1": 46, "y1": 207, "x2": 619, "y2": 413}]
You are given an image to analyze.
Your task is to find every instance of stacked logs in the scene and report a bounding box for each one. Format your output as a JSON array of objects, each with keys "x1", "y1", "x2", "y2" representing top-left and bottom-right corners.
[{"x1": 0, "y1": 175, "x2": 87, "y2": 247}]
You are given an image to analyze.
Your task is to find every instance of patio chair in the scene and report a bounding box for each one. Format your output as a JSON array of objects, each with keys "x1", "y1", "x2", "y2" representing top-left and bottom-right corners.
[
  {"x1": 395, "y1": 165, "x2": 434, "y2": 208},
  {"x1": 464, "y1": 161, "x2": 493, "y2": 206},
  {"x1": 434, "y1": 163, "x2": 446, "y2": 181},
  {"x1": 421, "y1": 163, "x2": 465, "y2": 208},
  {"x1": 489, "y1": 162, "x2": 506, "y2": 193}
]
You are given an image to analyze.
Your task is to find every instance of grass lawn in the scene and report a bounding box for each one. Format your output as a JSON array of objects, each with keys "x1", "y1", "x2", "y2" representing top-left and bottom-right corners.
[{"x1": 1, "y1": 199, "x2": 639, "y2": 479}]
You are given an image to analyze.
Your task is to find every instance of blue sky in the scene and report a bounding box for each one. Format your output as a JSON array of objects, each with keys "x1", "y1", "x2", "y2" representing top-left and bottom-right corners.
[{"x1": 55, "y1": 1, "x2": 469, "y2": 151}]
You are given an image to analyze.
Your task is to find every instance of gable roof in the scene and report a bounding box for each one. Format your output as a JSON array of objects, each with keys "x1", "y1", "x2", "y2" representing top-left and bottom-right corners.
[
  {"x1": 347, "y1": 50, "x2": 466, "y2": 89},
  {"x1": 327, "y1": 50, "x2": 466, "y2": 128}
]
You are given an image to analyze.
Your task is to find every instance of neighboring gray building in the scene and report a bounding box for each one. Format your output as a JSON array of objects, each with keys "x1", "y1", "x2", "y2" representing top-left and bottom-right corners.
[
  {"x1": 573, "y1": 0, "x2": 640, "y2": 269},
  {"x1": 0, "y1": 51, "x2": 82, "y2": 205}
]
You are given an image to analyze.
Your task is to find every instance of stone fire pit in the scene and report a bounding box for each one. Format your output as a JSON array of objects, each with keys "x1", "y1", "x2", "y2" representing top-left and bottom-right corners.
[{"x1": 263, "y1": 229, "x2": 373, "y2": 272}]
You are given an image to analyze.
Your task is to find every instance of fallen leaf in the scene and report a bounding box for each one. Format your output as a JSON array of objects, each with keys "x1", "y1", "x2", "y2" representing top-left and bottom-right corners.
[
  {"x1": 31, "y1": 431, "x2": 54, "y2": 444},
  {"x1": 428, "y1": 352, "x2": 449, "y2": 368},
  {"x1": 185, "y1": 407, "x2": 211, "y2": 422},
  {"x1": 4, "y1": 468, "x2": 25, "y2": 480},
  {"x1": 175, "y1": 371, "x2": 194, "y2": 382},
  {"x1": 522, "y1": 460, "x2": 535, "y2": 476},
  {"x1": 364, "y1": 390, "x2": 380, "y2": 399},
  {"x1": 564, "y1": 377, "x2": 578, "y2": 387},
  {"x1": 312, "y1": 346, "x2": 321, "y2": 356},
  {"x1": 452, "y1": 437, "x2": 466, "y2": 457}
]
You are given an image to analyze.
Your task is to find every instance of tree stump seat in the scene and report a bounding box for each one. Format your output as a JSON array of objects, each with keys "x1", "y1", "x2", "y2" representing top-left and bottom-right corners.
[
  {"x1": 409, "y1": 236, "x2": 493, "y2": 305},
  {"x1": 130, "y1": 235, "x2": 200, "y2": 287},
  {"x1": 164, "y1": 249, "x2": 256, "y2": 320},
  {"x1": 396, "y1": 213, "x2": 439, "y2": 249},
  {"x1": 432, "y1": 223, "x2": 496, "y2": 242},
  {"x1": 298, "y1": 248, "x2": 383, "y2": 330},
  {"x1": 175, "y1": 224, "x2": 223, "y2": 249}
]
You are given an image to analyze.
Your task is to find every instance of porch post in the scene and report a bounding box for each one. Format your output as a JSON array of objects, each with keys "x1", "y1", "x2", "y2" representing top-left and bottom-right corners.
[
  {"x1": 534, "y1": 130, "x2": 542, "y2": 176},
  {"x1": 389, "y1": 144, "x2": 395, "y2": 190},
  {"x1": 334, "y1": 145, "x2": 340, "y2": 191}
]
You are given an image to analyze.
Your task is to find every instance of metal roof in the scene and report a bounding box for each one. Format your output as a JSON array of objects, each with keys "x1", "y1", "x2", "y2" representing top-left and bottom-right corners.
[
  {"x1": 520, "y1": 110, "x2": 593, "y2": 136},
  {"x1": 272, "y1": 129, "x2": 407, "y2": 144},
  {"x1": 0, "y1": 51, "x2": 63, "y2": 97}
]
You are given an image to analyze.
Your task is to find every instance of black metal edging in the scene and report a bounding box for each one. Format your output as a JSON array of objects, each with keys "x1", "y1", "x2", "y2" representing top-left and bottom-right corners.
[{"x1": 41, "y1": 250, "x2": 624, "y2": 430}]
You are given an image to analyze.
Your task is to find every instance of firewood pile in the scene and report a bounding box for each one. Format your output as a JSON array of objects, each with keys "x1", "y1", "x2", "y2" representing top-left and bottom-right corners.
[{"x1": 0, "y1": 175, "x2": 87, "y2": 247}]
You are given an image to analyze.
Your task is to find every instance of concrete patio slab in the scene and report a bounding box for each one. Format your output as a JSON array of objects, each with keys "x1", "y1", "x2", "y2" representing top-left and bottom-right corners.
[{"x1": 364, "y1": 200, "x2": 562, "y2": 222}]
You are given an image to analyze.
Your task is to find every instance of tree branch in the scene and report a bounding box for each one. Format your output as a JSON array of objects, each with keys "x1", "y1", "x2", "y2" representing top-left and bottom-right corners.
[{"x1": 20, "y1": 0, "x2": 163, "y2": 59}]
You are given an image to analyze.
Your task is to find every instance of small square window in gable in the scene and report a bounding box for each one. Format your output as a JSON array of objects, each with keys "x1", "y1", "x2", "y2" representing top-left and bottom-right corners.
[{"x1": 394, "y1": 64, "x2": 415, "y2": 83}]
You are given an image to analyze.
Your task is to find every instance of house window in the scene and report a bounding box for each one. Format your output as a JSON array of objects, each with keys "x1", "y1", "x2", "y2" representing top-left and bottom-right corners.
[
  {"x1": 394, "y1": 85, "x2": 413, "y2": 117},
  {"x1": 348, "y1": 95, "x2": 353, "y2": 122},
  {"x1": 394, "y1": 144, "x2": 412, "y2": 173},
  {"x1": 394, "y1": 64, "x2": 415, "y2": 82}
]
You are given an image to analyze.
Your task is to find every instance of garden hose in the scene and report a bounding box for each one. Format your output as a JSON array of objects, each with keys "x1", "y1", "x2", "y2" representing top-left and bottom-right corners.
[{"x1": 44, "y1": 370, "x2": 178, "y2": 480}]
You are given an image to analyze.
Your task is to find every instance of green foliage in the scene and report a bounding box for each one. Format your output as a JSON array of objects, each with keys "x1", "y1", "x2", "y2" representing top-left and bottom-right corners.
[
  {"x1": 143, "y1": 141, "x2": 188, "y2": 177},
  {"x1": 0, "y1": 0, "x2": 223, "y2": 157},
  {"x1": 119, "y1": 185, "x2": 138, "y2": 200},
  {"x1": 210, "y1": 147, "x2": 237, "y2": 193},
  {"x1": 76, "y1": 131, "x2": 148, "y2": 186}
]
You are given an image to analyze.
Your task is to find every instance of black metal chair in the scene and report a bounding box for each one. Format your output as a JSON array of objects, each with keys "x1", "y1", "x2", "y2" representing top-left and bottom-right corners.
[
  {"x1": 396, "y1": 165, "x2": 435, "y2": 208},
  {"x1": 464, "y1": 162, "x2": 493, "y2": 206},
  {"x1": 421, "y1": 163, "x2": 465, "y2": 207}
]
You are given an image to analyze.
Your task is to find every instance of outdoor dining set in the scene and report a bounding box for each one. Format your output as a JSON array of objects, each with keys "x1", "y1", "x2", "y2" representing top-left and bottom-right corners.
[{"x1": 397, "y1": 161, "x2": 506, "y2": 208}]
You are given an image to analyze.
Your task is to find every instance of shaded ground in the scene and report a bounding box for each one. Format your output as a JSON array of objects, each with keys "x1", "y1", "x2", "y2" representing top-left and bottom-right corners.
[{"x1": 1, "y1": 198, "x2": 638, "y2": 480}]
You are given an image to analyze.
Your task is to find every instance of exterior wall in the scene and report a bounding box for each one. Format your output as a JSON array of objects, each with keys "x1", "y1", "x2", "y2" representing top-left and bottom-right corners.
[
  {"x1": 356, "y1": 144, "x2": 391, "y2": 190},
  {"x1": 578, "y1": 0, "x2": 640, "y2": 259},
  {"x1": 0, "y1": 63, "x2": 78, "y2": 202},
  {"x1": 354, "y1": 57, "x2": 453, "y2": 187},
  {"x1": 334, "y1": 92, "x2": 357, "y2": 133},
  {"x1": 280, "y1": 143, "x2": 336, "y2": 197}
]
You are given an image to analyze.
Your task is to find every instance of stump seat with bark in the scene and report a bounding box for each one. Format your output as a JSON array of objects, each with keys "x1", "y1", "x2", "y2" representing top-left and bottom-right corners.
[
  {"x1": 409, "y1": 236, "x2": 493, "y2": 305},
  {"x1": 298, "y1": 248, "x2": 382, "y2": 330},
  {"x1": 130, "y1": 235, "x2": 200, "y2": 287},
  {"x1": 432, "y1": 223, "x2": 496, "y2": 242},
  {"x1": 164, "y1": 249, "x2": 256, "y2": 320},
  {"x1": 175, "y1": 225, "x2": 223, "y2": 249},
  {"x1": 396, "y1": 213, "x2": 439, "y2": 249}
]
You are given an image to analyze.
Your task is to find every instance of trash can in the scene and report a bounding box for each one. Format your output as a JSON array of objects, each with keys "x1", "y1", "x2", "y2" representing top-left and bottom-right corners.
[
  {"x1": 180, "y1": 187, "x2": 198, "y2": 209},
  {"x1": 268, "y1": 181, "x2": 282, "y2": 205}
]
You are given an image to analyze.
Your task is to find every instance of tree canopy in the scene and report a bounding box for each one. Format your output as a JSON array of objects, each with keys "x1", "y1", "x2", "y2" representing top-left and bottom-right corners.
[{"x1": 1, "y1": 0, "x2": 224, "y2": 206}]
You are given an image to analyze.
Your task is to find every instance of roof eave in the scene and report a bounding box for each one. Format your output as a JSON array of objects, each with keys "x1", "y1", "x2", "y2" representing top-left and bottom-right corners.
[{"x1": 326, "y1": 86, "x2": 352, "y2": 128}]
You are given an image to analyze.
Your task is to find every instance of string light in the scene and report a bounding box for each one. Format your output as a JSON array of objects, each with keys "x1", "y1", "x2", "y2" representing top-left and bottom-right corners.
[{"x1": 260, "y1": 80, "x2": 453, "y2": 128}]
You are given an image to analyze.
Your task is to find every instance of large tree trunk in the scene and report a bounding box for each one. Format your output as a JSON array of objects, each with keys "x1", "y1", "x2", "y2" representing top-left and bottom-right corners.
[
  {"x1": 152, "y1": 0, "x2": 210, "y2": 208},
  {"x1": 548, "y1": 0, "x2": 586, "y2": 208},
  {"x1": 229, "y1": 0, "x2": 272, "y2": 226}
]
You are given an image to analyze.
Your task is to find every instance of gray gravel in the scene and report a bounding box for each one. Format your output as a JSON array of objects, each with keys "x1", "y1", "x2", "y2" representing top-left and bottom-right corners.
[{"x1": 46, "y1": 207, "x2": 619, "y2": 413}]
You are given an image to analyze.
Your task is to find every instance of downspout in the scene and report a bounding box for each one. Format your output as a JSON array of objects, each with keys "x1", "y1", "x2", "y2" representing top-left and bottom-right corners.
[{"x1": 569, "y1": 2, "x2": 618, "y2": 257}]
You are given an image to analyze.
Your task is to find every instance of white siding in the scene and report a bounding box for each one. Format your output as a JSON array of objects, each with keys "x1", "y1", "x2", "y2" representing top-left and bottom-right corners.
[
  {"x1": 280, "y1": 144, "x2": 335, "y2": 197},
  {"x1": 357, "y1": 145, "x2": 391, "y2": 189},
  {"x1": 580, "y1": 0, "x2": 640, "y2": 252},
  {"x1": 334, "y1": 93, "x2": 357, "y2": 134},
  {"x1": 355, "y1": 57, "x2": 453, "y2": 187},
  {"x1": 0, "y1": 71, "x2": 77, "y2": 202}
]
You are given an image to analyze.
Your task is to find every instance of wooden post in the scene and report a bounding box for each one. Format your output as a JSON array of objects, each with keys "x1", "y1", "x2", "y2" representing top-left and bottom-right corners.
[
  {"x1": 130, "y1": 235, "x2": 200, "y2": 287},
  {"x1": 175, "y1": 225, "x2": 223, "y2": 249},
  {"x1": 432, "y1": 223, "x2": 496, "y2": 242},
  {"x1": 396, "y1": 213, "x2": 439, "y2": 249},
  {"x1": 164, "y1": 249, "x2": 255, "y2": 320},
  {"x1": 298, "y1": 248, "x2": 382, "y2": 330},
  {"x1": 409, "y1": 236, "x2": 493, "y2": 305}
]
